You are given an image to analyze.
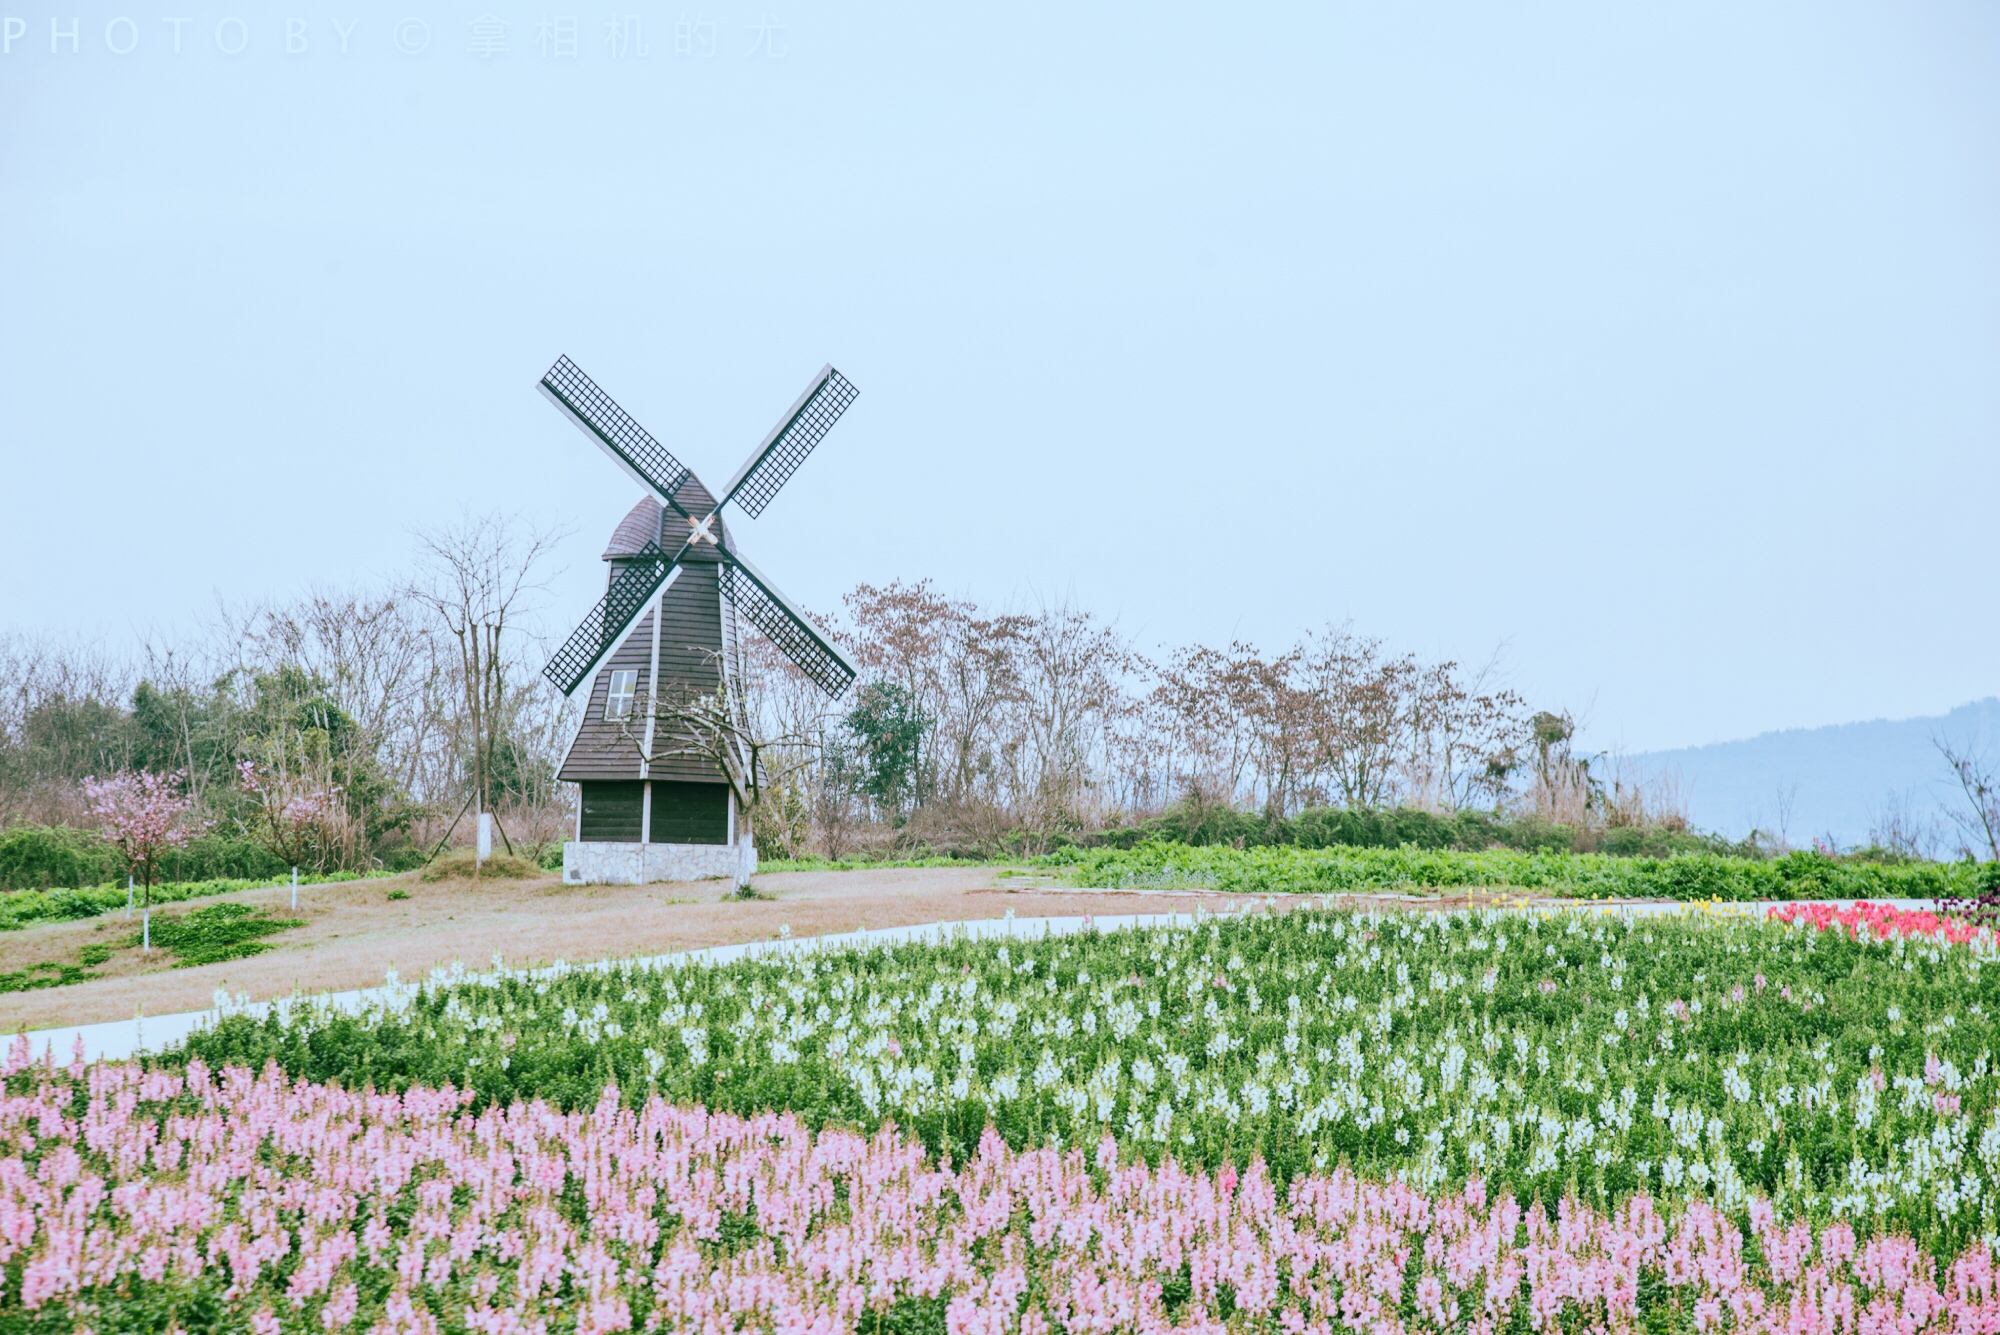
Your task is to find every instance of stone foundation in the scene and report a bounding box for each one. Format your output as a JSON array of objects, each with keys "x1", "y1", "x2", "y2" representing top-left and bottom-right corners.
[{"x1": 562, "y1": 836, "x2": 757, "y2": 886}]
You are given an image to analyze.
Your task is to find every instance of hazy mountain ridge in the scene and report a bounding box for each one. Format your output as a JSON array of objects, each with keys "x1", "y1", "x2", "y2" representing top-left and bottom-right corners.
[{"x1": 1621, "y1": 698, "x2": 2000, "y2": 852}]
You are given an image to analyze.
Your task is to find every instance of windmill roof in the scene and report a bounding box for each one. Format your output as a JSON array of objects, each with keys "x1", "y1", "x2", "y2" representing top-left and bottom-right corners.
[
  {"x1": 601, "y1": 497, "x2": 662, "y2": 560},
  {"x1": 599, "y1": 479, "x2": 731, "y2": 563}
]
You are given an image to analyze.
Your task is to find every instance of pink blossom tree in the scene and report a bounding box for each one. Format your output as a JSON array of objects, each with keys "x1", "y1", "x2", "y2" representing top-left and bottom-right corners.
[
  {"x1": 81, "y1": 770, "x2": 200, "y2": 946},
  {"x1": 236, "y1": 760, "x2": 344, "y2": 872}
]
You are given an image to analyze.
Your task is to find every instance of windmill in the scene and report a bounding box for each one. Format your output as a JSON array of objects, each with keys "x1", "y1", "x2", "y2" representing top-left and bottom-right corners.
[{"x1": 536, "y1": 355, "x2": 860, "y2": 884}]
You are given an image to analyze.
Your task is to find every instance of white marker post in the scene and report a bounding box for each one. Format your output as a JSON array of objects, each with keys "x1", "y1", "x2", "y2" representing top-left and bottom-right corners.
[
  {"x1": 126, "y1": 874, "x2": 133, "y2": 919},
  {"x1": 291, "y1": 866, "x2": 298, "y2": 912},
  {"x1": 476, "y1": 812, "x2": 493, "y2": 870}
]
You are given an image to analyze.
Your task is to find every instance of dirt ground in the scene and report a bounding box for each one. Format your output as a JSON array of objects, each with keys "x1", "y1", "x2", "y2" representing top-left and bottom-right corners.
[{"x1": 0, "y1": 866, "x2": 1513, "y2": 1033}]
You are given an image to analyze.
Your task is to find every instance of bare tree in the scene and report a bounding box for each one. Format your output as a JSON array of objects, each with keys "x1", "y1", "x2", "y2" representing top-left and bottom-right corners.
[
  {"x1": 1298, "y1": 628, "x2": 1420, "y2": 811},
  {"x1": 0, "y1": 633, "x2": 135, "y2": 824},
  {"x1": 1868, "y1": 787, "x2": 1941, "y2": 861},
  {"x1": 1404, "y1": 653, "x2": 1528, "y2": 810},
  {"x1": 223, "y1": 587, "x2": 449, "y2": 804},
  {"x1": 1938, "y1": 736, "x2": 2000, "y2": 862},
  {"x1": 1005, "y1": 599, "x2": 1127, "y2": 837},
  {"x1": 1773, "y1": 782, "x2": 1798, "y2": 852},
  {"x1": 409, "y1": 514, "x2": 561, "y2": 853}
]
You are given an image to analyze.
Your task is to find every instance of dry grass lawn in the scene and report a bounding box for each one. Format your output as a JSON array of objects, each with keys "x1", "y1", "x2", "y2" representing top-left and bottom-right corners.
[{"x1": 0, "y1": 866, "x2": 1405, "y2": 1033}]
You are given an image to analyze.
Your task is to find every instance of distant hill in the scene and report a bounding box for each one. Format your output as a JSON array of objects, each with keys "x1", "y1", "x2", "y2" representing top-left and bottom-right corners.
[{"x1": 1619, "y1": 698, "x2": 2000, "y2": 854}]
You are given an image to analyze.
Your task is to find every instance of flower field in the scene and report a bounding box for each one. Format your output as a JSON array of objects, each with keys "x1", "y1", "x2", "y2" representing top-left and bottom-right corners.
[
  {"x1": 6, "y1": 1059, "x2": 2000, "y2": 1334},
  {"x1": 6, "y1": 903, "x2": 2000, "y2": 1330}
]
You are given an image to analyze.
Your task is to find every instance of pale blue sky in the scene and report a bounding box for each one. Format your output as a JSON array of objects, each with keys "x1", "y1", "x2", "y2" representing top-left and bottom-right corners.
[{"x1": 1, "y1": 1, "x2": 1994, "y2": 753}]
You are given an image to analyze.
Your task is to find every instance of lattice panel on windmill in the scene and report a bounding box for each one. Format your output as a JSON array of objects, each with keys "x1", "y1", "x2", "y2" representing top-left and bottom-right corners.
[
  {"x1": 543, "y1": 543, "x2": 673, "y2": 696},
  {"x1": 541, "y1": 356, "x2": 693, "y2": 502},
  {"x1": 719, "y1": 563, "x2": 855, "y2": 698},
  {"x1": 728, "y1": 369, "x2": 858, "y2": 518}
]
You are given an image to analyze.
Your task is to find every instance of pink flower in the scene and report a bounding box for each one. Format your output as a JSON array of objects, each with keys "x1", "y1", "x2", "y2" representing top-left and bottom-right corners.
[{"x1": 1, "y1": 1057, "x2": 1997, "y2": 1330}]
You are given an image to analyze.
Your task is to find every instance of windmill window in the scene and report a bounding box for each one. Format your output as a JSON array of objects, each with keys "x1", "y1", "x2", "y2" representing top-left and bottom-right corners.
[{"x1": 605, "y1": 669, "x2": 638, "y2": 720}]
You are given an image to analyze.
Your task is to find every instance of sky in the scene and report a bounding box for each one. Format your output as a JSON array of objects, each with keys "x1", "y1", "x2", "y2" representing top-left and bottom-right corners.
[{"x1": 1, "y1": 0, "x2": 1994, "y2": 755}]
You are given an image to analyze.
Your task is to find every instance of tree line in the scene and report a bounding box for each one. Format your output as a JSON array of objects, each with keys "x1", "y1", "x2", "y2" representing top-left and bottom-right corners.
[
  {"x1": 732, "y1": 581, "x2": 1663, "y2": 859},
  {"x1": 1, "y1": 512, "x2": 1736, "y2": 874},
  {"x1": 0, "y1": 516, "x2": 571, "y2": 873}
]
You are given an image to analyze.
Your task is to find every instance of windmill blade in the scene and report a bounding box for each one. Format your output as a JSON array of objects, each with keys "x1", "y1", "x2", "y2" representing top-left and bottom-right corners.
[
  {"x1": 719, "y1": 365, "x2": 858, "y2": 518},
  {"x1": 542, "y1": 542, "x2": 680, "y2": 697},
  {"x1": 718, "y1": 556, "x2": 856, "y2": 698},
  {"x1": 539, "y1": 356, "x2": 697, "y2": 509}
]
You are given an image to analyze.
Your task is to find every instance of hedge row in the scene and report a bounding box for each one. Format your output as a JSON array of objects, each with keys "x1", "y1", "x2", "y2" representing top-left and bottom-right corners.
[
  {"x1": 0, "y1": 825, "x2": 296, "y2": 890},
  {"x1": 1042, "y1": 841, "x2": 1996, "y2": 902},
  {"x1": 1092, "y1": 801, "x2": 1759, "y2": 859}
]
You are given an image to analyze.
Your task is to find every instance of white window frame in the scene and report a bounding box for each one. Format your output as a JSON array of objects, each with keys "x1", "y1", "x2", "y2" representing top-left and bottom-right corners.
[{"x1": 605, "y1": 668, "x2": 638, "y2": 721}]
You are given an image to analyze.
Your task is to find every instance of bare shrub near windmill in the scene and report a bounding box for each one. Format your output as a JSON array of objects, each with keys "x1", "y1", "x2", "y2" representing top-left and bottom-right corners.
[{"x1": 1934, "y1": 736, "x2": 2000, "y2": 927}]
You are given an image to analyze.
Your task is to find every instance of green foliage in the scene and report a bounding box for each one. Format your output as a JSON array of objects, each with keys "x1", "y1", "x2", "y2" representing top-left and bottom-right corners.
[
  {"x1": 1040, "y1": 840, "x2": 1984, "y2": 902},
  {"x1": 0, "y1": 824, "x2": 125, "y2": 890},
  {"x1": 418, "y1": 850, "x2": 540, "y2": 882},
  {"x1": 870, "y1": 1295, "x2": 952, "y2": 1335},
  {"x1": 845, "y1": 682, "x2": 930, "y2": 819},
  {"x1": 139, "y1": 901, "x2": 303, "y2": 967},
  {"x1": 2, "y1": 693, "x2": 137, "y2": 795},
  {"x1": 1096, "y1": 797, "x2": 1755, "y2": 859},
  {"x1": 0, "y1": 957, "x2": 100, "y2": 993},
  {"x1": 0, "y1": 938, "x2": 120, "y2": 992},
  {"x1": 157, "y1": 833, "x2": 291, "y2": 883},
  {"x1": 0, "y1": 824, "x2": 324, "y2": 892},
  {"x1": 386, "y1": 888, "x2": 411, "y2": 901},
  {"x1": 0, "y1": 869, "x2": 373, "y2": 932}
]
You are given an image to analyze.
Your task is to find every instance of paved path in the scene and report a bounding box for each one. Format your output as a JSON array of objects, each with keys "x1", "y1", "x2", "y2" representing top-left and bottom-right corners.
[{"x1": 13, "y1": 896, "x2": 1950, "y2": 1066}]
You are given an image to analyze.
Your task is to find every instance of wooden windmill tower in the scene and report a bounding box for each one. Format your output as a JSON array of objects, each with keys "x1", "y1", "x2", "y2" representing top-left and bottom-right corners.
[{"x1": 536, "y1": 356, "x2": 860, "y2": 884}]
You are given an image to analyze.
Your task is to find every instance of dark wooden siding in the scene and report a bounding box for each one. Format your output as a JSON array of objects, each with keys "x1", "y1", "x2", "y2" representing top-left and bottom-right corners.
[
  {"x1": 649, "y1": 780, "x2": 729, "y2": 844},
  {"x1": 648, "y1": 562, "x2": 730, "y2": 783},
  {"x1": 558, "y1": 606, "x2": 657, "y2": 782},
  {"x1": 577, "y1": 781, "x2": 644, "y2": 842},
  {"x1": 560, "y1": 489, "x2": 745, "y2": 790}
]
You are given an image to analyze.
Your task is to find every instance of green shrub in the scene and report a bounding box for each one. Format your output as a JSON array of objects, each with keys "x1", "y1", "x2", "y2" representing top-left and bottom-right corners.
[
  {"x1": 141, "y1": 902, "x2": 303, "y2": 967},
  {"x1": 0, "y1": 825, "x2": 124, "y2": 890},
  {"x1": 1038, "y1": 840, "x2": 1985, "y2": 902},
  {"x1": 1089, "y1": 800, "x2": 1755, "y2": 860},
  {"x1": 0, "y1": 825, "x2": 294, "y2": 891},
  {"x1": 153, "y1": 834, "x2": 289, "y2": 884},
  {"x1": 418, "y1": 850, "x2": 540, "y2": 882}
]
